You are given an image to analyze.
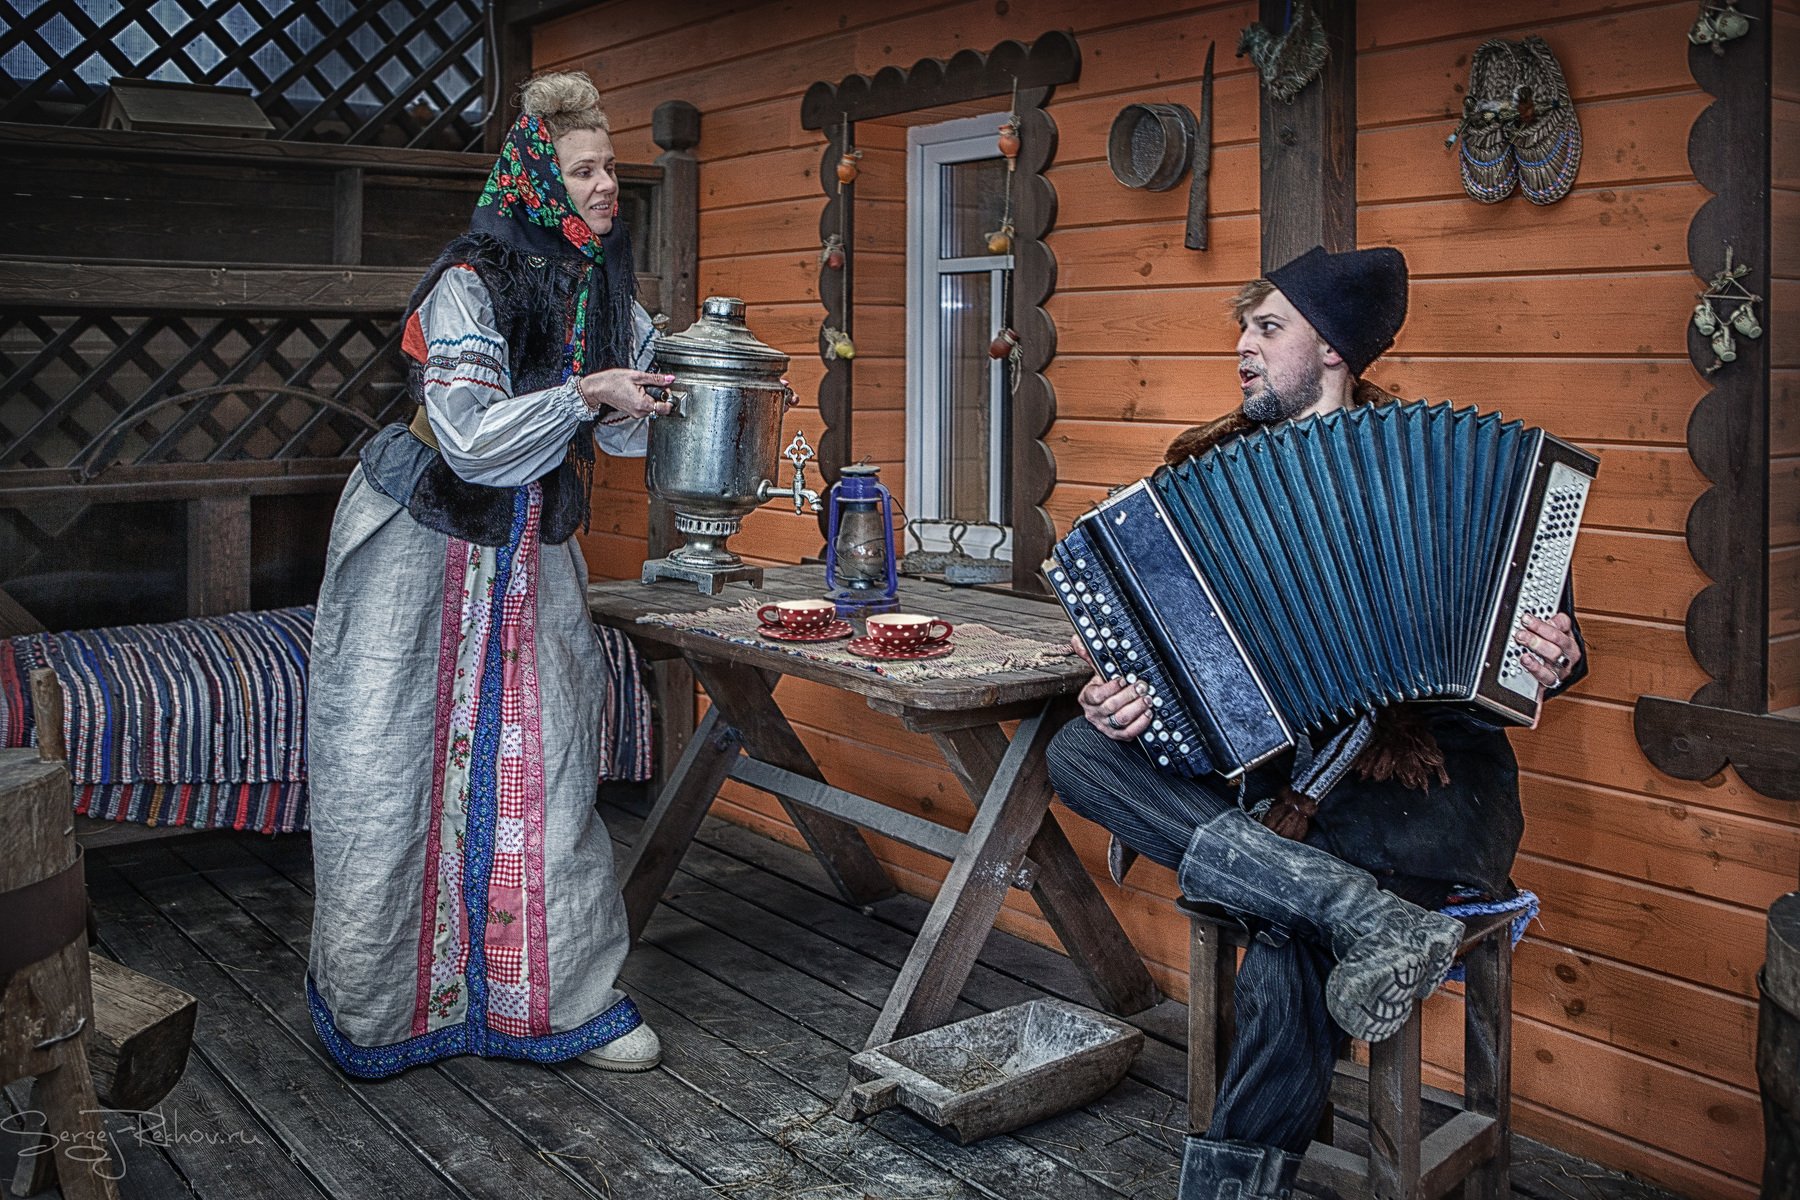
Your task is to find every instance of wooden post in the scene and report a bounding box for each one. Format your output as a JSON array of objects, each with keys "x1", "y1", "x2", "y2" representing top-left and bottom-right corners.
[
  {"x1": 1368, "y1": 1012, "x2": 1423, "y2": 1199},
  {"x1": 1463, "y1": 930, "x2": 1514, "y2": 1200},
  {"x1": 644, "y1": 99, "x2": 702, "y2": 786},
  {"x1": 1256, "y1": 0, "x2": 1356, "y2": 271},
  {"x1": 1762, "y1": 893, "x2": 1800, "y2": 1200},
  {"x1": 186, "y1": 494, "x2": 253, "y2": 617},
  {"x1": 30, "y1": 668, "x2": 64, "y2": 764},
  {"x1": 332, "y1": 167, "x2": 363, "y2": 265},
  {"x1": 3, "y1": 674, "x2": 119, "y2": 1199}
]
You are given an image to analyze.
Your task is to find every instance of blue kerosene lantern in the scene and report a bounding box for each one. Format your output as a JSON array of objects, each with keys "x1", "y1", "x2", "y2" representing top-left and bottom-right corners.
[{"x1": 825, "y1": 464, "x2": 899, "y2": 617}]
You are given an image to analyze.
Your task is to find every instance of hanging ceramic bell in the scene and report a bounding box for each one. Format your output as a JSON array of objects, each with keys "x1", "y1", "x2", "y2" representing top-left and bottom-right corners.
[
  {"x1": 989, "y1": 327, "x2": 1020, "y2": 360},
  {"x1": 986, "y1": 222, "x2": 1013, "y2": 255},
  {"x1": 1731, "y1": 301, "x2": 1762, "y2": 338},
  {"x1": 1692, "y1": 302, "x2": 1718, "y2": 335},
  {"x1": 820, "y1": 234, "x2": 845, "y2": 271},
  {"x1": 836, "y1": 149, "x2": 863, "y2": 186},
  {"x1": 1711, "y1": 324, "x2": 1737, "y2": 364}
]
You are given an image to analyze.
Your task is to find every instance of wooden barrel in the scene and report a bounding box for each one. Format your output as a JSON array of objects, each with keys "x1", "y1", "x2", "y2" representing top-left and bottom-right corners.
[{"x1": 1762, "y1": 892, "x2": 1800, "y2": 1200}]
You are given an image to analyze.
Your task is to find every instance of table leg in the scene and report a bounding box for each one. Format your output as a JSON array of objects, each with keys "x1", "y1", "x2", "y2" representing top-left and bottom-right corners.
[
  {"x1": 935, "y1": 717, "x2": 1160, "y2": 1017},
  {"x1": 829, "y1": 705, "x2": 1071, "y2": 1121},
  {"x1": 688, "y1": 657, "x2": 894, "y2": 908},
  {"x1": 619, "y1": 705, "x2": 743, "y2": 944}
]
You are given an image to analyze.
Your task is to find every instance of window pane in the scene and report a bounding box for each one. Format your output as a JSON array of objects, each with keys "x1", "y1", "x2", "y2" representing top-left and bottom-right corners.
[
  {"x1": 941, "y1": 271, "x2": 993, "y2": 521},
  {"x1": 938, "y1": 158, "x2": 1009, "y2": 260}
]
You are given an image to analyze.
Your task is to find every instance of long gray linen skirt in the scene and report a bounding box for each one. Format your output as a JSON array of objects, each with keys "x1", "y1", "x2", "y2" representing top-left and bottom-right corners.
[{"x1": 304, "y1": 471, "x2": 640, "y2": 1078}]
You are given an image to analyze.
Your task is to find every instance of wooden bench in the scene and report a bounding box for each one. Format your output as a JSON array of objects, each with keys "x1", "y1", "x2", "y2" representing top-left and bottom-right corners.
[{"x1": 1184, "y1": 899, "x2": 1515, "y2": 1200}]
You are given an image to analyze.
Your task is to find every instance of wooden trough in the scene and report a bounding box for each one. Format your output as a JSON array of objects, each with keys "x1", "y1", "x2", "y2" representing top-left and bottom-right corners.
[{"x1": 844, "y1": 999, "x2": 1143, "y2": 1144}]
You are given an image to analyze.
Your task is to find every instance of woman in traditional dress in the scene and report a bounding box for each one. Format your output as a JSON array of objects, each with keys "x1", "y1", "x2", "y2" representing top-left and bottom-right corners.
[{"x1": 305, "y1": 71, "x2": 668, "y2": 1078}]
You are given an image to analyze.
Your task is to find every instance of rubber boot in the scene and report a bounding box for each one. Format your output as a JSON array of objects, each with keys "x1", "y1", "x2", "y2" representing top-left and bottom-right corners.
[
  {"x1": 1177, "y1": 1137, "x2": 1304, "y2": 1200},
  {"x1": 1176, "y1": 809, "x2": 1461, "y2": 1042}
]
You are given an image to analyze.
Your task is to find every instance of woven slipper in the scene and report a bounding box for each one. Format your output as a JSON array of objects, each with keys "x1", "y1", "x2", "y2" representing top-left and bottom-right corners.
[
  {"x1": 1454, "y1": 38, "x2": 1522, "y2": 204},
  {"x1": 1509, "y1": 35, "x2": 1582, "y2": 205}
]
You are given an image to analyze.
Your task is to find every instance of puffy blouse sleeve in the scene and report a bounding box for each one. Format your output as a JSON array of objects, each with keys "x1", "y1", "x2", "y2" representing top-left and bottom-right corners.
[
  {"x1": 591, "y1": 300, "x2": 659, "y2": 459},
  {"x1": 408, "y1": 265, "x2": 592, "y2": 488}
]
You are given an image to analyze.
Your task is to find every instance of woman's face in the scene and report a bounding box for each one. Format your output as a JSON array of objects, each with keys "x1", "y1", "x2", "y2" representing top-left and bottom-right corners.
[{"x1": 554, "y1": 128, "x2": 618, "y2": 237}]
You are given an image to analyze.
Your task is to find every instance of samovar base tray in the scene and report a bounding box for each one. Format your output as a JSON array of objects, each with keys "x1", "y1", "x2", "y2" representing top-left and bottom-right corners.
[{"x1": 641, "y1": 556, "x2": 765, "y2": 595}]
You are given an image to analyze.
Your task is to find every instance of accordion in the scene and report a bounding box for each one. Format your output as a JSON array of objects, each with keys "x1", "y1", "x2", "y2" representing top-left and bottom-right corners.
[{"x1": 1047, "y1": 401, "x2": 1599, "y2": 780}]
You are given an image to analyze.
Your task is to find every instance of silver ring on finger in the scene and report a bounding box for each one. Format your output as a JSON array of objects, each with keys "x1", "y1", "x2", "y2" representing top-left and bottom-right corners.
[
  {"x1": 1554, "y1": 652, "x2": 1570, "y2": 669},
  {"x1": 1104, "y1": 715, "x2": 1124, "y2": 731}
]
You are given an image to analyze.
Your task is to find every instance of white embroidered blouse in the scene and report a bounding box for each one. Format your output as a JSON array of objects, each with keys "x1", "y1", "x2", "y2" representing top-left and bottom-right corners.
[{"x1": 412, "y1": 264, "x2": 656, "y2": 488}]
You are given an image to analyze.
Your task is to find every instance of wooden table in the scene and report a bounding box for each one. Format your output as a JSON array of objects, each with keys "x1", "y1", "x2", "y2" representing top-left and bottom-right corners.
[{"x1": 589, "y1": 566, "x2": 1161, "y2": 1115}]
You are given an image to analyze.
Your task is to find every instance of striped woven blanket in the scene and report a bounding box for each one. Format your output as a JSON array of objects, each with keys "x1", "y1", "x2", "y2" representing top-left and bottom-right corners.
[{"x1": 0, "y1": 609, "x2": 654, "y2": 833}]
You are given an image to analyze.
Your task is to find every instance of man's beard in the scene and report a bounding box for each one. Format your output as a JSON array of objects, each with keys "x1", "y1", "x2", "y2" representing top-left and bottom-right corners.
[{"x1": 1242, "y1": 363, "x2": 1323, "y2": 424}]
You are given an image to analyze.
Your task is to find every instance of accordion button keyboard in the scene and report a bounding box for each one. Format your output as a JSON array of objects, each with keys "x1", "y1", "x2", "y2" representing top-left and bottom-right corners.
[{"x1": 1052, "y1": 530, "x2": 1217, "y2": 778}]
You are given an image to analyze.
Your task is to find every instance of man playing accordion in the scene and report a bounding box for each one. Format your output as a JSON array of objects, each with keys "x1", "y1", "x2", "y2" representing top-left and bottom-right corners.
[{"x1": 1045, "y1": 245, "x2": 1586, "y2": 1200}]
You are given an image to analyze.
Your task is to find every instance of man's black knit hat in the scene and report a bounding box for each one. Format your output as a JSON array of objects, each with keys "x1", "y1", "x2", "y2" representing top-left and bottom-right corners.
[{"x1": 1265, "y1": 245, "x2": 1409, "y2": 377}]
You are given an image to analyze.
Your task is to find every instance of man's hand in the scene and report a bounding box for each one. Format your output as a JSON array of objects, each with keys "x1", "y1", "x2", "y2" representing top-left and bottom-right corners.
[
  {"x1": 1072, "y1": 635, "x2": 1151, "y2": 740},
  {"x1": 1514, "y1": 612, "x2": 1582, "y2": 694},
  {"x1": 1259, "y1": 787, "x2": 1317, "y2": 841}
]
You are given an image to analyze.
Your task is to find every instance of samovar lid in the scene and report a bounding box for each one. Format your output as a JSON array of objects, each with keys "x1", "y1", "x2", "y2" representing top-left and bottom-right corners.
[{"x1": 654, "y1": 296, "x2": 789, "y2": 372}]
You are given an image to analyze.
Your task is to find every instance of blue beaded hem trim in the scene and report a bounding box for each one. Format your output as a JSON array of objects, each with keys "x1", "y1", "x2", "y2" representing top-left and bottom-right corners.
[{"x1": 307, "y1": 976, "x2": 643, "y2": 1080}]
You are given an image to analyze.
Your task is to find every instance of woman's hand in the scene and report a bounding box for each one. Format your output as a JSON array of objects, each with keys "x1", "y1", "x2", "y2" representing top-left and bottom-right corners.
[
  {"x1": 1514, "y1": 612, "x2": 1582, "y2": 694},
  {"x1": 1072, "y1": 635, "x2": 1151, "y2": 740},
  {"x1": 577, "y1": 369, "x2": 675, "y2": 418}
]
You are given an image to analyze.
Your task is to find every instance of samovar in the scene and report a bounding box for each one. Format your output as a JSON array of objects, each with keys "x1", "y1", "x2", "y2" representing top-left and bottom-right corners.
[{"x1": 641, "y1": 296, "x2": 820, "y2": 593}]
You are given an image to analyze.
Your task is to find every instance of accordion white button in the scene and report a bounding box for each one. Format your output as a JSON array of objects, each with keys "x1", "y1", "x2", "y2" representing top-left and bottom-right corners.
[
  {"x1": 1158, "y1": 755, "x2": 1170, "y2": 766},
  {"x1": 1152, "y1": 719, "x2": 1163, "y2": 730},
  {"x1": 1101, "y1": 604, "x2": 1112, "y2": 614},
  {"x1": 1126, "y1": 650, "x2": 1139, "y2": 661},
  {"x1": 1179, "y1": 743, "x2": 1191, "y2": 754},
  {"x1": 1125, "y1": 672, "x2": 1138, "y2": 683}
]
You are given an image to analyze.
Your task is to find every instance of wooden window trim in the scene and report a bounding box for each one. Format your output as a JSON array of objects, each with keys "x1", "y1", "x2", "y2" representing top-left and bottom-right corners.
[
  {"x1": 1632, "y1": 2, "x2": 1800, "y2": 801},
  {"x1": 801, "y1": 31, "x2": 1081, "y2": 595}
]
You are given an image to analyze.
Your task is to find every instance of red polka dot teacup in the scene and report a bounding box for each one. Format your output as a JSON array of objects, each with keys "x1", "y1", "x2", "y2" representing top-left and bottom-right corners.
[
  {"x1": 866, "y1": 613, "x2": 954, "y2": 652},
  {"x1": 757, "y1": 598, "x2": 837, "y2": 632}
]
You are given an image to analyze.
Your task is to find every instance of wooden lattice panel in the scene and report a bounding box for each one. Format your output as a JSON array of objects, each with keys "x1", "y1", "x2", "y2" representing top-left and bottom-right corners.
[
  {"x1": 0, "y1": 0, "x2": 488, "y2": 149},
  {"x1": 0, "y1": 313, "x2": 408, "y2": 471}
]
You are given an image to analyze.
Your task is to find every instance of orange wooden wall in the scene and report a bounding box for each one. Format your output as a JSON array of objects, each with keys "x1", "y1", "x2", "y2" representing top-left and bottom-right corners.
[{"x1": 537, "y1": 3, "x2": 1795, "y2": 1195}]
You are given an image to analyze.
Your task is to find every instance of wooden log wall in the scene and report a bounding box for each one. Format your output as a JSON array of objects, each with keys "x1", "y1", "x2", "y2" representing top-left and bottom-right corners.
[
  {"x1": 538, "y1": 3, "x2": 1793, "y2": 1194},
  {"x1": 1776, "y1": 2, "x2": 1799, "y2": 714}
]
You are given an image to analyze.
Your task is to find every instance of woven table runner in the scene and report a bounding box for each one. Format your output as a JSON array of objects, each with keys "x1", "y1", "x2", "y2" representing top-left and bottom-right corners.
[{"x1": 638, "y1": 599, "x2": 1076, "y2": 681}]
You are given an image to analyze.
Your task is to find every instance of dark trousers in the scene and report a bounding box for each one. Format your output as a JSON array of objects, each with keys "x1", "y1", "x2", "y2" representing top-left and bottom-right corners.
[{"x1": 1046, "y1": 718, "x2": 1443, "y2": 1154}]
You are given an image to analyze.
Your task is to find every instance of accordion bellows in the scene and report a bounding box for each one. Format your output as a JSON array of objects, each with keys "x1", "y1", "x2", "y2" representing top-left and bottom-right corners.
[{"x1": 1048, "y1": 402, "x2": 1599, "y2": 780}]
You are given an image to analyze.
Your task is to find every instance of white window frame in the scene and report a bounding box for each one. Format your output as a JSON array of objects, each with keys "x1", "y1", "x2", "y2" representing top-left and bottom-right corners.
[{"x1": 905, "y1": 112, "x2": 1013, "y2": 560}]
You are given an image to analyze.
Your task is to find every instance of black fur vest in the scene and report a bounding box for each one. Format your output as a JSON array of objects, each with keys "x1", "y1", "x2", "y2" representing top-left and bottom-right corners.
[{"x1": 396, "y1": 233, "x2": 598, "y2": 546}]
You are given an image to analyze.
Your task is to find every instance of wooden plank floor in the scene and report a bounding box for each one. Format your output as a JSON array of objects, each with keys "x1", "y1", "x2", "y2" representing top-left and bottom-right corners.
[{"x1": 7, "y1": 793, "x2": 1691, "y2": 1200}]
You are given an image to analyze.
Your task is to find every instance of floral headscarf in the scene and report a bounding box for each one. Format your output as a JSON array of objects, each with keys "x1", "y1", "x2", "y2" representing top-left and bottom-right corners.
[{"x1": 469, "y1": 111, "x2": 634, "y2": 381}]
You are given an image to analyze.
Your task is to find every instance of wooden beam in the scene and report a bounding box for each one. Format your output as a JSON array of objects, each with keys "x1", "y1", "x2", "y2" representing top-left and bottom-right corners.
[
  {"x1": 0, "y1": 584, "x2": 45, "y2": 637},
  {"x1": 0, "y1": 258, "x2": 417, "y2": 314},
  {"x1": 0, "y1": 120, "x2": 492, "y2": 177},
  {"x1": 186, "y1": 494, "x2": 253, "y2": 617},
  {"x1": 1634, "y1": 0, "x2": 1784, "y2": 798},
  {"x1": 0, "y1": 460, "x2": 357, "y2": 505},
  {"x1": 1256, "y1": 0, "x2": 1356, "y2": 270}
]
